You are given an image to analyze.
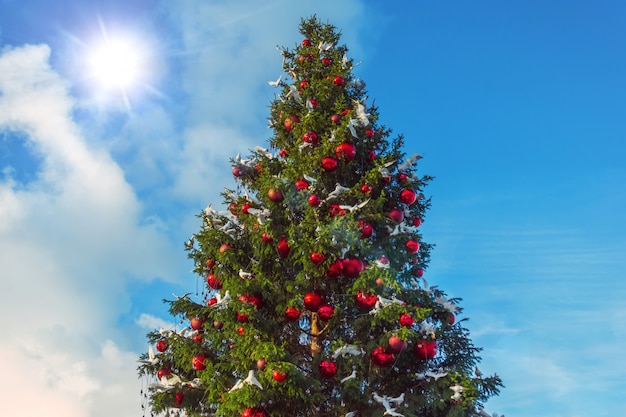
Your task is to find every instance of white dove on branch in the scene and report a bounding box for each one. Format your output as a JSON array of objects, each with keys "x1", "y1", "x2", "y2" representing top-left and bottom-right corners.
[
  {"x1": 435, "y1": 295, "x2": 459, "y2": 314},
  {"x1": 354, "y1": 101, "x2": 371, "y2": 126},
  {"x1": 185, "y1": 236, "x2": 195, "y2": 250},
  {"x1": 450, "y1": 384, "x2": 464, "y2": 401},
  {"x1": 253, "y1": 146, "x2": 273, "y2": 160},
  {"x1": 318, "y1": 40, "x2": 334, "y2": 52},
  {"x1": 372, "y1": 257, "x2": 390, "y2": 269},
  {"x1": 347, "y1": 118, "x2": 359, "y2": 138},
  {"x1": 398, "y1": 153, "x2": 423, "y2": 172},
  {"x1": 150, "y1": 374, "x2": 182, "y2": 392},
  {"x1": 342, "y1": 53, "x2": 349, "y2": 68},
  {"x1": 267, "y1": 75, "x2": 282, "y2": 87},
  {"x1": 184, "y1": 378, "x2": 203, "y2": 389},
  {"x1": 425, "y1": 369, "x2": 448, "y2": 381},
  {"x1": 239, "y1": 269, "x2": 254, "y2": 280},
  {"x1": 303, "y1": 174, "x2": 317, "y2": 184},
  {"x1": 209, "y1": 290, "x2": 230, "y2": 308},
  {"x1": 285, "y1": 84, "x2": 301, "y2": 102},
  {"x1": 373, "y1": 392, "x2": 405, "y2": 417},
  {"x1": 339, "y1": 198, "x2": 371, "y2": 213},
  {"x1": 229, "y1": 370, "x2": 263, "y2": 392},
  {"x1": 247, "y1": 207, "x2": 271, "y2": 225},
  {"x1": 139, "y1": 345, "x2": 159, "y2": 365},
  {"x1": 369, "y1": 295, "x2": 405, "y2": 315},
  {"x1": 341, "y1": 370, "x2": 357, "y2": 383},
  {"x1": 332, "y1": 344, "x2": 365, "y2": 359},
  {"x1": 324, "y1": 184, "x2": 351, "y2": 201}
]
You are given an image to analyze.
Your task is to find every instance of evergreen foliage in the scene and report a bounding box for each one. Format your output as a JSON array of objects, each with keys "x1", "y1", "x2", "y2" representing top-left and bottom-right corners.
[{"x1": 139, "y1": 16, "x2": 503, "y2": 417}]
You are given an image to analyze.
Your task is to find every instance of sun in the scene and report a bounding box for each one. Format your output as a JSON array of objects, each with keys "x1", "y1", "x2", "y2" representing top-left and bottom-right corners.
[{"x1": 87, "y1": 35, "x2": 143, "y2": 90}]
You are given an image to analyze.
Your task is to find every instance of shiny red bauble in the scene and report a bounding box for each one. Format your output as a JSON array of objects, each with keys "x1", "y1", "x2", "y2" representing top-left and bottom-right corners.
[
  {"x1": 261, "y1": 232, "x2": 273, "y2": 243},
  {"x1": 330, "y1": 114, "x2": 342, "y2": 124},
  {"x1": 359, "y1": 219, "x2": 373, "y2": 238},
  {"x1": 399, "y1": 313, "x2": 415, "y2": 327},
  {"x1": 205, "y1": 258, "x2": 215, "y2": 269},
  {"x1": 207, "y1": 273, "x2": 222, "y2": 290},
  {"x1": 268, "y1": 188, "x2": 284, "y2": 202},
  {"x1": 302, "y1": 131, "x2": 318, "y2": 144},
  {"x1": 387, "y1": 335, "x2": 408, "y2": 353},
  {"x1": 192, "y1": 354, "x2": 206, "y2": 371},
  {"x1": 156, "y1": 339, "x2": 168, "y2": 353},
  {"x1": 405, "y1": 239, "x2": 420, "y2": 254},
  {"x1": 335, "y1": 142, "x2": 356, "y2": 161},
  {"x1": 326, "y1": 259, "x2": 344, "y2": 278},
  {"x1": 414, "y1": 339, "x2": 437, "y2": 360},
  {"x1": 302, "y1": 39, "x2": 311, "y2": 47},
  {"x1": 285, "y1": 307, "x2": 301, "y2": 322},
  {"x1": 319, "y1": 360, "x2": 337, "y2": 379},
  {"x1": 310, "y1": 251, "x2": 326, "y2": 265},
  {"x1": 295, "y1": 178, "x2": 310, "y2": 190},
  {"x1": 355, "y1": 291, "x2": 378, "y2": 310},
  {"x1": 333, "y1": 76, "x2": 344, "y2": 86},
  {"x1": 308, "y1": 194, "x2": 321, "y2": 206},
  {"x1": 342, "y1": 257, "x2": 364, "y2": 278},
  {"x1": 371, "y1": 346, "x2": 395, "y2": 367},
  {"x1": 321, "y1": 156, "x2": 338, "y2": 172},
  {"x1": 157, "y1": 366, "x2": 171, "y2": 378},
  {"x1": 399, "y1": 189, "x2": 417, "y2": 205},
  {"x1": 276, "y1": 237, "x2": 291, "y2": 258},
  {"x1": 236, "y1": 312, "x2": 249, "y2": 323},
  {"x1": 272, "y1": 369, "x2": 288, "y2": 382},
  {"x1": 317, "y1": 304, "x2": 335, "y2": 321},
  {"x1": 190, "y1": 317, "x2": 204, "y2": 331},
  {"x1": 388, "y1": 208, "x2": 405, "y2": 223},
  {"x1": 303, "y1": 292, "x2": 324, "y2": 312}
]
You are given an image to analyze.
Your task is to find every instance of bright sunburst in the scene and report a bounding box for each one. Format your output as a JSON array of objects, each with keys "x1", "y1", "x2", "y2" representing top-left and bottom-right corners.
[{"x1": 88, "y1": 37, "x2": 142, "y2": 89}]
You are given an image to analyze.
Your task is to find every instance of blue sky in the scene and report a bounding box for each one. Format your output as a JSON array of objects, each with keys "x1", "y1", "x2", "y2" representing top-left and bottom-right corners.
[{"x1": 1, "y1": 1, "x2": 624, "y2": 416}]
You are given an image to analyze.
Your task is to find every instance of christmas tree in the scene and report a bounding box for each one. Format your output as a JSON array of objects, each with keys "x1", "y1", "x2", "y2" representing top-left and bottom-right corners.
[{"x1": 139, "y1": 16, "x2": 503, "y2": 417}]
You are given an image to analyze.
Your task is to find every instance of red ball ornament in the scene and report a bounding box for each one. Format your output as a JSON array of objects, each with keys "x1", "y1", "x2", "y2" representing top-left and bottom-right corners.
[
  {"x1": 219, "y1": 243, "x2": 232, "y2": 253},
  {"x1": 300, "y1": 80, "x2": 310, "y2": 89},
  {"x1": 236, "y1": 312, "x2": 249, "y2": 323},
  {"x1": 302, "y1": 131, "x2": 318, "y2": 144},
  {"x1": 279, "y1": 148, "x2": 288, "y2": 158},
  {"x1": 190, "y1": 317, "x2": 204, "y2": 330},
  {"x1": 257, "y1": 358, "x2": 266, "y2": 370},
  {"x1": 317, "y1": 304, "x2": 335, "y2": 321},
  {"x1": 448, "y1": 313, "x2": 456, "y2": 325},
  {"x1": 232, "y1": 166, "x2": 243, "y2": 177},
  {"x1": 321, "y1": 57, "x2": 332, "y2": 66},
  {"x1": 174, "y1": 392, "x2": 184, "y2": 407},
  {"x1": 193, "y1": 333, "x2": 203, "y2": 343},
  {"x1": 318, "y1": 359, "x2": 337, "y2": 379},
  {"x1": 399, "y1": 189, "x2": 417, "y2": 205},
  {"x1": 355, "y1": 291, "x2": 378, "y2": 310},
  {"x1": 303, "y1": 291, "x2": 324, "y2": 312},
  {"x1": 308, "y1": 194, "x2": 321, "y2": 206},
  {"x1": 333, "y1": 76, "x2": 344, "y2": 86},
  {"x1": 241, "y1": 202, "x2": 252, "y2": 214},
  {"x1": 365, "y1": 129, "x2": 375, "y2": 138},
  {"x1": 387, "y1": 335, "x2": 408, "y2": 353},
  {"x1": 157, "y1": 366, "x2": 171, "y2": 378},
  {"x1": 207, "y1": 273, "x2": 222, "y2": 290},
  {"x1": 359, "y1": 219, "x2": 373, "y2": 238},
  {"x1": 405, "y1": 239, "x2": 420, "y2": 253},
  {"x1": 276, "y1": 237, "x2": 291, "y2": 258},
  {"x1": 413, "y1": 217, "x2": 422, "y2": 227},
  {"x1": 309, "y1": 98, "x2": 318, "y2": 107},
  {"x1": 330, "y1": 113, "x2": 342, "y2": 124},
  {"x1": 285, "y1": 307, "x2": 301, "y2": 322},
  {"x1": 295, "y1": 179, "x2": 310, "y2": 190},
  {"x1": 360, "y1": 183, "x2": 372, "y2": 194},
  {"x1": 342, "y1": 257, "x2": 364, "y2": 278},
  {"x1": 380, "y1": 175, "x2": 392, "y2": 185},
  {"x1": 399, "y1": 313, "x2": 415, "y2": 327},
  {"x1": 335, "y1": 142, "x2": 357, "y2": 160},
  {"x1": 302, "y1": 39, "x2": 311, "y2": 47},
  {"x1": 272, "y1": 369, "x2": 288, "y2": 382},
  {"x1": 205, "y1": 258, "x2": 215, "y2": 269},
  {"x1": 268, "y1": 188, "x2": 284, "y2": 202},
  {"x1": 326, "y1": 259, "x2": 343, "y2": 278},
  {"x1": 388, "y1": 208, "x2": 405, "y2": 223},
  {"x1": 414, "y1": 339, "x2": 437, "y2": 360},
  {"x1": 371, "y1": 346, "x2": 395, "y2": 367},
  {"x1": 192, "y1": 354, "x2": 206, "y2": 371},
  {"x1": 414, "y1": 268, "x2": 424, "y2": 278},
  {"x1": 398, "y1": 173, "x2": 408, "y2": 182},
  {"x1": 156, "y1": 339, "x2": 168, "y2": 353},
  {"x1": 261, "y1": 232, "x2": 273, "y2": 243},
  {"x1": 368, "y1": 150, "x2": 377, "y2": 161},
  {"x1": 321, "y1": 157, "x2": 338, "y2": 172},
  {"x1": 328, "y1": 204, "x2": 346, "y2": 217},
  {"x1": 237, "y1": 326, "x2": 245, "y2": 335},
  {"x1": 310, "y1": 251, "x2": 326, "y2": 265}
]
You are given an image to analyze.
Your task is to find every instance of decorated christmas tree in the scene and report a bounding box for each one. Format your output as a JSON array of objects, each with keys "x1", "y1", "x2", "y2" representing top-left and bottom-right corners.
[{"x1": 139, "y1": 16, "x2": 503, "y2": 417}]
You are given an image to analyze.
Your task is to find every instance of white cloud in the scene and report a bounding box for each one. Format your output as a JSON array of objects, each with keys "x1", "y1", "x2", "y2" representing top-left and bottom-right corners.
[{"x1": 0, "y1": 43, "x2": 180, "y2": 417}]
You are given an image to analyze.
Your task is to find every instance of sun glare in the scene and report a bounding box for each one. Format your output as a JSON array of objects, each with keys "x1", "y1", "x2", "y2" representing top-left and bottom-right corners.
[{"x1": 88, "y1": 37, "x2": 143, "y2": 90}]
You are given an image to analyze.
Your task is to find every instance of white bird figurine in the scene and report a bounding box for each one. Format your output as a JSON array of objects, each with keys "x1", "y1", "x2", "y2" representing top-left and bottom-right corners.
[
  {"x1": 373, "y1": 392, "x2": 405, "y2": 417},
  {"x1": 324, "y1": 184, "x2": 351, "y2": 201},
  {"x1": 139, "y1": 345, "x2": 159, "y2": 365},
  {"x1": 150, "y1": 374, "x2": 182, "y2": 392},
  {"x1": 354, "y1": 101, "x2": 370, "y2": 126},
  {"x1": 267, "y1": 75, "x2": 282, "y2": 86},
  {"x1": 345, "y1": 413, "x2": 357, "y2": 417},
  {"x1": 332, "y1": 344, "x2": 365, "y2": 359},
  {"x1": 318, "y1": 40, "x2": 334, "y2": 52},
  {"x1": 210, "y1": 290, "x2": 231, "y2": 308},
  {"x1": 229, "y1": 370, "x2": 263, "y2": 392},
  {"x1": 339, "y1": 198, "x2": 371, "y2": 213},
  {"x1": 285, "y1": 84, "x2": 301, "y2": 102},
  {"x1": 347, "y1": 118, "x2": 359, "y2": 138},
  {"x1": 450, "y1": 384, "x2": 464, "y2": 401},
  {"x1": 239, "y1": 269, "x2": 254, "y2": 279},
  {"x1": 425, "y1": 369, "x2": 448, "y2": 381}
]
